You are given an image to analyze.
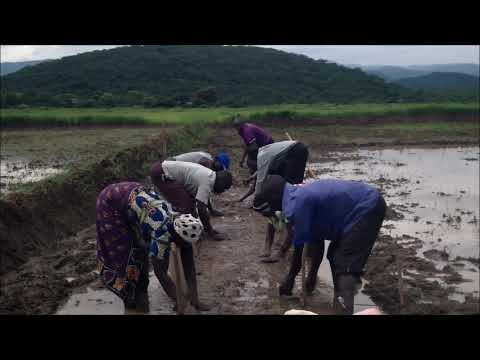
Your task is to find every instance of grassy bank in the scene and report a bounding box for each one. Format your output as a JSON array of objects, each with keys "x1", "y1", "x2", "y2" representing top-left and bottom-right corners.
[{"x1": 1, "y1": 102, "x2": 478, "y2": 127}]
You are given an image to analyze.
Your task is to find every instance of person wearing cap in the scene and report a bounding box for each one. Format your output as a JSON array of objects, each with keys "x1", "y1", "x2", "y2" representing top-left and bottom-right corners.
[
  {"x1": 168, "y1": 151, "x2": 230, "y2": 172},
  {"x1": 233, "y1": 118, "x2": 274, "y2": 174},
  {"x1": 253, "y1": 175, "x2": 387, "y2": 315},
  {"x1": 95, "y1": 182, "x2": 209, "y2": 311},
  {"x1": 237, "y1": 140, "x2": 309, "y2": 262},
  {"x1": 150, "y1": 160, "x2": 232, "y2": 241}
]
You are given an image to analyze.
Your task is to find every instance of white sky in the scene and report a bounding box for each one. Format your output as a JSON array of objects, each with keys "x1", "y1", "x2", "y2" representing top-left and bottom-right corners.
[{"x1": 1, "y1": 45, "x2": 479, "y2": 66}]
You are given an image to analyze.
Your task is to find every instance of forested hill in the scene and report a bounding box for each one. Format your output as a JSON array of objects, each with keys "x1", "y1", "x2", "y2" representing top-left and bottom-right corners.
[
  {"x1": 1, "y1": 45, "x2": 429, "y2": 107},
  {"x1": 393, "y1": 72, "x2": 479, "y2": 100},
  {"x1": 394, "y1": 72, "x2": 479, "y2": 92},
  {"x1": 0, "y1": 60, "x2": 50, "y2": 76}
]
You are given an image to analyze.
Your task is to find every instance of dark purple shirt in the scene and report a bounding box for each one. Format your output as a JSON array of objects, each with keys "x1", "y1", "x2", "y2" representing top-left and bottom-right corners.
[{"x1": 239, "y1": 123, "x2": 273, "y2": 147}]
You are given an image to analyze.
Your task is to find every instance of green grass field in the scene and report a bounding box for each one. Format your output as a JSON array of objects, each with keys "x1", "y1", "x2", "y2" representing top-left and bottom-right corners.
[{"x1": 1, "y1": 102, "x2": 478, "y2": 127}]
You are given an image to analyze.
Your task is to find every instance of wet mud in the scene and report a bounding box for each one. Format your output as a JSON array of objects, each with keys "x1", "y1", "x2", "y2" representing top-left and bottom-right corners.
[{"x1": 1, "y1": 128, "x2": 479, "y2": 315}]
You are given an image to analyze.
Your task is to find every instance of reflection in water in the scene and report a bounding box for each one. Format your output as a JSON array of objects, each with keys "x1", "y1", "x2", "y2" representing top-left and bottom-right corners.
[
  {"x1": 56, "y1": 273, "x2": 177, "y2": 315},
  {"x1": 311, "y1": 146, "x2": 479, "y2": 297},
  {"x1": 0, "y1": 158, "x2": 64, "y2": 194}
]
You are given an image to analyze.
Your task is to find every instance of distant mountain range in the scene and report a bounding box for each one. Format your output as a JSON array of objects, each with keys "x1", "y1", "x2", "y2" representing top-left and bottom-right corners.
[
  {"x1": 1, "y1": 60, "x2": 51, "y2": 76},
  {"x1": 345, "y1": 63, "x2": 478, "y2": 98},
  {"x1": 394, "y1": 72, "x2": 479, "y2": 94},
  {"x1": 346, "y1": 63, "x2": 479, "y2": 80}
]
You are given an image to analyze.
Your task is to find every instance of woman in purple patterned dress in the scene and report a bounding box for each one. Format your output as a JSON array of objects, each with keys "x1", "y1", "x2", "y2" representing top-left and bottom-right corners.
[{"x1": 95, "y1": 181, "x2": 210, "y2": 311}]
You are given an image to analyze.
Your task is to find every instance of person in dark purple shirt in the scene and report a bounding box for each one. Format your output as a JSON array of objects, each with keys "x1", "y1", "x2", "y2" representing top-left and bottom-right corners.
[
  {"x1": 233, "y1": 118, "x2": 274, "y2": 174},
  {"x1": 253, "y1": 175, "x2": 387, "y2": 315}
]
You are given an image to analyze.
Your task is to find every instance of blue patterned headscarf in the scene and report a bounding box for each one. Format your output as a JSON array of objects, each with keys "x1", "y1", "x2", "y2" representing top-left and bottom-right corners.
[{"x1": 216, "y1": 152, "x2": 230, "y2": 170}]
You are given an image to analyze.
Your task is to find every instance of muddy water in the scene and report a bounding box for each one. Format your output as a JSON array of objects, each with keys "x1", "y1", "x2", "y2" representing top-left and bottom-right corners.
[
  {"x1": 0, "y1": 158, "x2": 64, "y2": 194},
  {"x1": 56, "y1": 273, "x2": 177, "y2": 315},
  {"x1": 310, "y1": 146, "x2": 480, "y2": 300}
]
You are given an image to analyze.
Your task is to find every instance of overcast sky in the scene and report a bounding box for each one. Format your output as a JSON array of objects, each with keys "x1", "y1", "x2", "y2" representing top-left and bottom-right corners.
[{"x1": 1, "y1": 45, "x2": 478, "y2": 66}]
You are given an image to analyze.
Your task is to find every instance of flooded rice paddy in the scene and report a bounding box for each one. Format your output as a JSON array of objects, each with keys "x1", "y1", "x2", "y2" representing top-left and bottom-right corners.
[
  {"x1": 310, "y1": 146, "x2": 479, "y2": 303},
  {"x1": 55, "y1": 146, "x2": 479, "y2": 315}
]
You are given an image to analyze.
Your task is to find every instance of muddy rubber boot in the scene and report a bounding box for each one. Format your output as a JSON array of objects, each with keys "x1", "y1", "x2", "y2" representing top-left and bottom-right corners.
[
  {"x1": 279, "y1": 277, "x2": 295, "y2": 296},
  {"x1": 333, "y1": 274, "x2": 359, "y2": 315},
  {"x1": 305, "y1": 271, "x2": 318, "y2": 295},
  {"x1": 124, "y1": 287, "x2": 137, "y2": 310}
]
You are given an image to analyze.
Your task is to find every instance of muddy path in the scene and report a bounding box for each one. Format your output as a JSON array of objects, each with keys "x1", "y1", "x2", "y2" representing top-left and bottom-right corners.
[{"x1": 0, "y1": 182, "x2": 338, "y2": 315}]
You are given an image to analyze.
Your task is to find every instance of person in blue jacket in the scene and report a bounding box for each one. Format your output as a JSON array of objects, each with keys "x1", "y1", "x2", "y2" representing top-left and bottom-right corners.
[{"x1": 253, "y1": 175, "x2": 387, "y2": 315}]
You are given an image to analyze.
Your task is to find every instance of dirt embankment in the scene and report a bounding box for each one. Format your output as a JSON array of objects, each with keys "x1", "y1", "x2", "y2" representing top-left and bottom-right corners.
[{"x1": 0, "y1": 131, "x2": 189, "y2": 276}]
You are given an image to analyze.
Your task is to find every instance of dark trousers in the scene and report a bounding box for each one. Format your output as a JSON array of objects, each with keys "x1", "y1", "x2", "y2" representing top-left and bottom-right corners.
[
  {"x1": 247, "y1": 147, "x2": 259, "y2": 174},
  {"x1": 329, "y1": 195, "x2": 387, "y2": 277},
  {"x1": 284, "y1": 195, "x2": 387, "y2": 287}
]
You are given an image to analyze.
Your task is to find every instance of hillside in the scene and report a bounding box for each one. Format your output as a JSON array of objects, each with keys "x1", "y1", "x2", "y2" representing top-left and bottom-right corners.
[
  {"x1": 1, "y1": 45, "x2": 427, "y2": 107},
  {"x1": 394, "y1": 72, "x2": 479, "y2": 96},
  {"x1": 351, "y1": 63, "x2": 479, "y2": 81},
  {"x1": 1, "y1": 60, "x2": 50, "y2": 76}
]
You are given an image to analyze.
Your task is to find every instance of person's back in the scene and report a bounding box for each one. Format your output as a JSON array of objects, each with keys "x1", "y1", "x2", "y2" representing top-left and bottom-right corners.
[
  {"x1": 171, "y1": 151, "x2": 213, "y2": 164},
  {"x1": 283, "y1": 179, "x2": 380, "y2": 242},
  {"x1": 255, "y1": 140, "x2": 297, "y2": 196},
  {"x1": 239, "y1": 123, "x2": 273, "y2": 147},
  {"x1": 161, "y1": 161, "x2": 215, "y2": 204}
]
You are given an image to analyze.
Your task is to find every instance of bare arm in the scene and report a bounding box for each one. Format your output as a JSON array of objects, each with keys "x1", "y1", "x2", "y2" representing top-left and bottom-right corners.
[
  {"x1": 240, "y1": 147, "x2": 248, "y2": 167},
  {"x1": 279, "y1": 243, "x2": 304, "y2": 296},
  {"x1": 198, "y1": 200, "x2": 225, "y2": 241},
  {"x1": 197, "y1": 201, "x2": 215, "y2": 235},
  {"x1": 237, "y1": 182, "x2": 256, "y2": 202},
  {"x1": 208, "y1": 199, "x2": 224, "y2": 217},
  {"x1": 151, "y1": 256, "x2": 177, "y2": 302},
  {"x1": 244, "y1": 172, "x2": 257, "y2": 185}
]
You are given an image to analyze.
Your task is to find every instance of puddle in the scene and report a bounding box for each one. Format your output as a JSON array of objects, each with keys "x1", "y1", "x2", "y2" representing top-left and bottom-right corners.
[
  {"x1": 1, "y1": 158, "x2": 64, "y2": 194},
  {"x1": 310, "y1": 146, "x2": 480, "y2": 298},
  {"x1": 56, "y1": 272, "x2": 177, "y2": 315},
  {"x1": 315, "y1": 241, "x2": 377, "y2": 313}
]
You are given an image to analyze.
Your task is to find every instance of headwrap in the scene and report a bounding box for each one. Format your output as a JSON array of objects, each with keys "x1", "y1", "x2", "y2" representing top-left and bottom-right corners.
[{"x1": 216, "y1": 152, "x2": 230, "y2": 170}]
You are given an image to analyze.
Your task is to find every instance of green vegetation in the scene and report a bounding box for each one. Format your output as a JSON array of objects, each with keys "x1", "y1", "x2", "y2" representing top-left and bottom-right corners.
[
  {"x1": 1, "y1": 45, "x2": 433, "y2": 108},
  {"x1": 1, "y1": 102, "x2": 478, "y2": 127}
]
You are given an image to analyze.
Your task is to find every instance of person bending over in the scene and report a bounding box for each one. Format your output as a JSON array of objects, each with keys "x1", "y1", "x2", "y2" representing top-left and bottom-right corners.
[
  {"x1": 95, "y1": 182, "x2": 210, "y2": 311},
  {"x1": 253, "y1": 175, "x2": 386, "y2": 315},
  {"x1": 238, "y1": 140, "x2": 309, "y2": 262},
  {"x1": 150, "y1": 160, "x2": 232, "y2": 241},
  {"x1": 233, "y1": 118, "x2": 273, "y2": 174},
  {"x1": 168, "y1": 151, "x2": 230, "y2": 172}
]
